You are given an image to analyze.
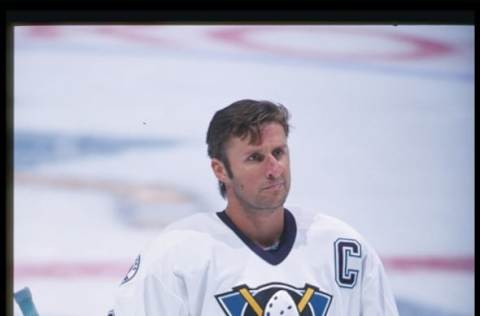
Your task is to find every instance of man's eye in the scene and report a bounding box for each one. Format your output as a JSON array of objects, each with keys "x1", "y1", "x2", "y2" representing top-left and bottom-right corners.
[
  {"x1": 247, "y1": 153, "x2": 262, "y2": 161},
  {"x1": 273, "y1": 149, "x2": 284, "y2": 158}
]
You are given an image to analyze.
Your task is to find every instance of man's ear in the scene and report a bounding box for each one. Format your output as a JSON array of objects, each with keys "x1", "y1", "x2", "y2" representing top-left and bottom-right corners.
[{"x1": 211, "y1": 158, "x2": 228, "y2": 183}]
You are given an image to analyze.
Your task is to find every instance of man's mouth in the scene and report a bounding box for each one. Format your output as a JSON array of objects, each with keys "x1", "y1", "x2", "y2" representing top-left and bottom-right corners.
[{"x1": 262, "y1": 182, "x2": 284, "y2": 190}]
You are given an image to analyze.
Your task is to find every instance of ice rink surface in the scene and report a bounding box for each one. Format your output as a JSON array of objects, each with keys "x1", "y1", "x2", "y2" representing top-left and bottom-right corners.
[{"x1": 13, "y1": 25, "x2": 474, "y2": 315}]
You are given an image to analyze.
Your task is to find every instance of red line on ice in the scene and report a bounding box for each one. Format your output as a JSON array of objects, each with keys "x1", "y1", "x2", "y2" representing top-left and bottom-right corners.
[
  {"x1": 208, "y1": 26, "x2": 455, "y2": 61},
  {"x1": 14, "y1": 256, "x2": 474, "y2": 279},
  {"x1": 382, "y1": 256, "x2": 475, "y2": 272}
]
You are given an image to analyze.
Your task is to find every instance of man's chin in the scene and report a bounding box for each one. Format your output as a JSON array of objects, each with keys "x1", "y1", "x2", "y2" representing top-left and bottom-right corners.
[
  {"x1": 253, "y1": 197, "x2": 288, "y2": 212},
  {"x1": 234, "y1": 190, "x2": 288, "y2": 213}
]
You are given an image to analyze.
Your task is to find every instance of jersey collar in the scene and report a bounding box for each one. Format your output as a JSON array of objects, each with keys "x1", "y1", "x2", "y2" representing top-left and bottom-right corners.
[{"x1": 216, "y1": 208, "x2": 297, "y2": 265}]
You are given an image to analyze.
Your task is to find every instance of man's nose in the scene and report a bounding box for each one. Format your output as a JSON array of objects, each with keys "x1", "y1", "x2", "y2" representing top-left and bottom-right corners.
[{"x1": 265, "y1": 154, "x2": 283, "y2": 179}]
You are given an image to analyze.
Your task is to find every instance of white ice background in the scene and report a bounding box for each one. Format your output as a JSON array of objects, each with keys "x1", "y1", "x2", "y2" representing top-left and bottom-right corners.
[{"x1": 13, "y1": 25, "x2": 474, "y2": 316}]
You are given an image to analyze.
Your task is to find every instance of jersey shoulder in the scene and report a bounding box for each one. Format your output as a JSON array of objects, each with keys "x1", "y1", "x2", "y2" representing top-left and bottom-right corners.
[
  {"x1": 313, "y1": 213, "x2": 363, "y2": 236},
  {"x1": 117, "y1": 212, "x2": 225, "y2": 290},
  {"x1": 139, "y1": 212, "x2": 226, "y2": 268},
  {"x1": 293, "y1": 207, "x2": 374, "y2": 254},
  {"x1": 163, "y1": 211, "x2": 221, "y2": 232},
  {"x1": 293, "y1": 208, "x2": 363, "y2": 238},
  {"x1": 305, "y1": 211, "x2": 383, "y2": 263}
]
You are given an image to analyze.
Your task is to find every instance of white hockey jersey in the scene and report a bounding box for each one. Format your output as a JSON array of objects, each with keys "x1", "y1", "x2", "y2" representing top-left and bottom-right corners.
[{"x1": 112, "y1": 208, "x2": 399, "y2": 316}]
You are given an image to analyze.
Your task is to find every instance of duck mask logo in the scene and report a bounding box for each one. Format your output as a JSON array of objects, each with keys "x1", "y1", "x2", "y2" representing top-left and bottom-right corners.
[{"x1": 215, "y1": 283, "x2": 332, "y2": 316}]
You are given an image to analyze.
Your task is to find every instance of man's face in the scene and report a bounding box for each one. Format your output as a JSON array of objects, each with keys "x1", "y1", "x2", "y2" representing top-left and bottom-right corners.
[{"x1": 218, "y1": 122, "x2": 291, "y2": 212}]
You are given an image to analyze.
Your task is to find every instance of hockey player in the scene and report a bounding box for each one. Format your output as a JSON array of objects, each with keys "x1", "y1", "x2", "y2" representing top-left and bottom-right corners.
[{"x1": 111, "y1": 99, "x2": 399, "y2": 315}]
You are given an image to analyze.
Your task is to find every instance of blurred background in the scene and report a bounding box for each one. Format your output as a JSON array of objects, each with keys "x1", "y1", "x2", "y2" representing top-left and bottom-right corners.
[{"x1": 13, "y1": 25, "x2": 474, "y2": 315}]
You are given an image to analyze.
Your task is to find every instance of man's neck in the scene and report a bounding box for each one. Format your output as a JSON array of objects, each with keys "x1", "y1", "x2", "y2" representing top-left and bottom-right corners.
[{"x1": 225, "y1": 204, "x2": 284, "y2": 249}]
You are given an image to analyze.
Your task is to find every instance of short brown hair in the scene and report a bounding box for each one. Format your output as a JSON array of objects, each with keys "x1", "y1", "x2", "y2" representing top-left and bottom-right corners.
[{"x1": 206, "y1": 99, "x2": 290, "y2": 198}]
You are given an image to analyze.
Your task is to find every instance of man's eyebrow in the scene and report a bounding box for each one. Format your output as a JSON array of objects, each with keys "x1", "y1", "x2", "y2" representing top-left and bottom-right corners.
[
  {"x1": 242, "y1": 148, "x2": 262, "y2": 157},
  {"x1": 272, "y1": 144, "x2": 288, "y2": 151},
  {"x1": 243, "y1": 144, "x2": 287, "y2": 155}
]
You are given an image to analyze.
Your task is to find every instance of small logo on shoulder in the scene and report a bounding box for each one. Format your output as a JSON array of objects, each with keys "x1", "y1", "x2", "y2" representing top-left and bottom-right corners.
[{"x1": 121, "y1": 255, "x2": 141, "y2": 285}]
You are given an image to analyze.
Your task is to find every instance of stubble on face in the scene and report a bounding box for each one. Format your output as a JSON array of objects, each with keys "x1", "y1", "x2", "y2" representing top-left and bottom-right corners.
[
  {"x1": 232, "y1": 177, "x2": 289, "y2": 214},
  {"x1": 224, "y1": 123, "x2": 291, "y2": 215}
]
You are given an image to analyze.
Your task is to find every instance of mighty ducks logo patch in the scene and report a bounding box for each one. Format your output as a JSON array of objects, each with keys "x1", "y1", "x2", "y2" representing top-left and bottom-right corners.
[{"x1": 216, "y1": 283, "x2": 332, "y2": 316}]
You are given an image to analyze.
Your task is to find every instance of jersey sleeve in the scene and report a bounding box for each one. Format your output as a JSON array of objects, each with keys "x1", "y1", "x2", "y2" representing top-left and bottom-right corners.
[
  {"x1": 111, "y1": 237, "x2": 190, "y2": 316},
  {"x1": 360, "y1": 244, "x2": 399, "y2": 316},
  {"x1": 113, "y1": 272, "x2": 189, "y2": 316}
]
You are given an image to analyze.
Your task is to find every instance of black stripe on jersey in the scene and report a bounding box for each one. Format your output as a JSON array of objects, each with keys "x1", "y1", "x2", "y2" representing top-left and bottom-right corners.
[{"x1": 217, "y1": 208, "x2": 297, "y2": 265}]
